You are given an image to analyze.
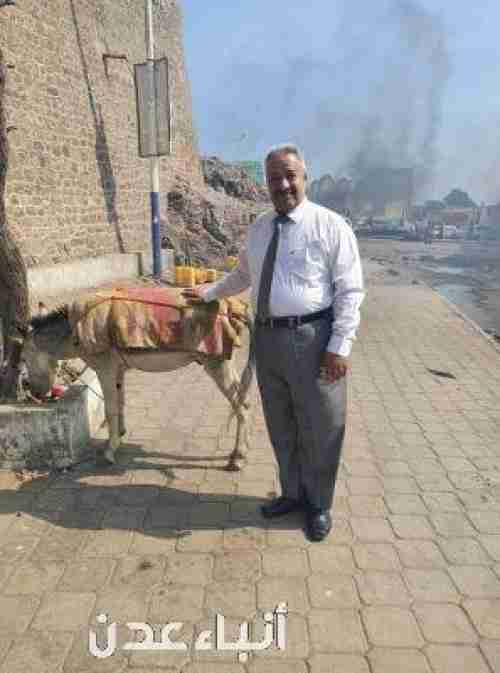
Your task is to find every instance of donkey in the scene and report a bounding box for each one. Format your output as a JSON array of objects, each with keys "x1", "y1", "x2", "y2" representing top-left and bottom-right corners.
[{"x1": 21, "y1": 296, "x2": 255, "y2": 471}]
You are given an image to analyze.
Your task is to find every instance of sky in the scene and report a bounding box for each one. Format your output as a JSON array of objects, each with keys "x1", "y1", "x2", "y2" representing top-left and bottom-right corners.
[{"x1": 180, "y1": 0, "x2": 500, "y2": 204}]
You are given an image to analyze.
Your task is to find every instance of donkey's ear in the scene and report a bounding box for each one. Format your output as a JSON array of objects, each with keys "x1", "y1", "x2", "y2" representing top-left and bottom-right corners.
[{"x1": 38, "y1": 302, "x2": 49, "y2": 317}]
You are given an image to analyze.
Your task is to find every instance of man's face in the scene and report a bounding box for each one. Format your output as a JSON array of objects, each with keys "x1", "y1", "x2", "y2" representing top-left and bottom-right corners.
[{"x1": 266, "y1": 152, "x2": 307, "y2": 215}]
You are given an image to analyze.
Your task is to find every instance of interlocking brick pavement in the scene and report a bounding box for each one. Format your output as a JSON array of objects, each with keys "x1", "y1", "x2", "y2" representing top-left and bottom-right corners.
[{"x1": 1, "y1": 277, "x2": 500, "y2": 672}]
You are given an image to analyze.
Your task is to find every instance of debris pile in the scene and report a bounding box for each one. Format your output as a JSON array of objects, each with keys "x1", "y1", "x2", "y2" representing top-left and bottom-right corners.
[
  {"x1": 164, "y1": 159, "x2": 271, "y2": 267},
  {"x1": 201, "y1": 157, "x2": 268, "y2": 202}
]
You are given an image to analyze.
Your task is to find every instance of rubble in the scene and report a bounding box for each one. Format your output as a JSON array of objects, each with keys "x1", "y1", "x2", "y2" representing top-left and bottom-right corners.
[
  {"x1": 201, "y1": 157, "x2": 268, "y2": 202},
  {"x1": 164, "y1": 159, "x2": 271, "y2": 267}
]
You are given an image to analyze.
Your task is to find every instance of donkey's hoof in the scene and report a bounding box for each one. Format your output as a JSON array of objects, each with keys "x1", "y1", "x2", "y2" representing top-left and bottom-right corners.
[
  {"x1": 119, "y1": 429, "x2": 127, "y2": 437},
  {"x1": 232, "y1": 450, "x2": 245, "y2": 460},
  {"x1": 103, "y1": 449, "x2": 116, "y2": 465}
]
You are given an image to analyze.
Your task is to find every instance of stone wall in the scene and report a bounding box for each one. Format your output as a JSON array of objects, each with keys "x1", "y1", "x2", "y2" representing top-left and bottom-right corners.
[{"x1": 0, "y1": 0, "x2": 202, "y2": 268}]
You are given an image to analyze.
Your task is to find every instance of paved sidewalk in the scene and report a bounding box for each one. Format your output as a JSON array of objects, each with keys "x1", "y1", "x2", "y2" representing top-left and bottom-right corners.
[{"x1": 1, "y1": 277, "x2": 500, "y2": 673}]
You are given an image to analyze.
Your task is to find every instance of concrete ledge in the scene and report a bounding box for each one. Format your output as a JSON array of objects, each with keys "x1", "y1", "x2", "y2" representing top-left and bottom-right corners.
[
  {"x1": 0, "y1": 368, "x2": 105, "y2": 470},
  {"x1": 28, "y1": 250, "x2": 174, "y2": 297}
]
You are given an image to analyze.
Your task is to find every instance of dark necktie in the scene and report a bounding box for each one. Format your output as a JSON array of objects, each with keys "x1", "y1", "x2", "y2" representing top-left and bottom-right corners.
[{"x1": 257, "y1": 214, "x2": 288, "y2": 320}]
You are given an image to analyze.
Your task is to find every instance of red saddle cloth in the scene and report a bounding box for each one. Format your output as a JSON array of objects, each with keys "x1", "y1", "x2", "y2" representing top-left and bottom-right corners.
[{"x1": 71, "y1": 286, "x2": 231, "y2": 358}]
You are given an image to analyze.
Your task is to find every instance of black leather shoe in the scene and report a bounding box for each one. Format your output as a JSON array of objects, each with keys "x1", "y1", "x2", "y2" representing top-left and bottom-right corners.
[
  {"x1": 306, "y1": 510, "x2": 332, "y2": 541},
  {"x1": 260, "y1": 496, "x2": 303, "y2": 519}
]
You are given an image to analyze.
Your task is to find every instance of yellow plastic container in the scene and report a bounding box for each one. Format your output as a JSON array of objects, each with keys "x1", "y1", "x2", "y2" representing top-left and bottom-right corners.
[
  {"x1": 175, "y1": 265, "x2": 196, "y2": 287},
  {"x1": 206, "y1": 269, "x2": 217, "y2": 282},
  {"x1": 195, "y1": 268, "x2": 207, "y2": 284},
  {"x1": 225, "y1": 256, "x2": 238, "y2": 271}
]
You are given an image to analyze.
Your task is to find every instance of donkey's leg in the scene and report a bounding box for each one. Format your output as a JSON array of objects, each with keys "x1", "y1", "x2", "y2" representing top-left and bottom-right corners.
[
  {"x1": 92, "y1": 354, "x2": 122, "y2": 464},
  {"x1": 117, "y1": 365, "x2": 127, "y2": 437},
  {"x1": 204, "y1": 359, "x2": 251, "y2": 471}
]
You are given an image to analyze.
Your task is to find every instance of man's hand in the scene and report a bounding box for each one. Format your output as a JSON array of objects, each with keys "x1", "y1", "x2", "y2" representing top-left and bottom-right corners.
[
  {"x1": 320, "y1": 352, "x2": 350, "y2": 383},
  {"x1": 182, "y1": 286, "x2": 205, "y2": 303}
]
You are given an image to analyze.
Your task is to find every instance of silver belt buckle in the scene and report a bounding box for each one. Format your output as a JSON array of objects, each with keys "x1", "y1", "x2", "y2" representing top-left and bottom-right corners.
[
  {"x1": 288, "y1": 317, "x2": 296, "y2": 328},
  {"x1": 269, "y1": 318, "x2": 275, "y2": 328}
]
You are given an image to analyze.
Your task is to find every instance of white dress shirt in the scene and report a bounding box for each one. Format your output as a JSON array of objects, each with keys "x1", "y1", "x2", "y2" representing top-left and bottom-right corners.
[{"x1": 201, "y1": 198, "x2": 365, "y2": 357}]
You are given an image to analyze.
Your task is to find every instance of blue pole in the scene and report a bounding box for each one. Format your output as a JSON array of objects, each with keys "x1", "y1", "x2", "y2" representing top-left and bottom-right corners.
[
  {"x1": 146, "y1": 0, "x2": 162, "y2": 278},
  {"x1": 151, "y1": 189, "x2": 161, "y2": 277}
]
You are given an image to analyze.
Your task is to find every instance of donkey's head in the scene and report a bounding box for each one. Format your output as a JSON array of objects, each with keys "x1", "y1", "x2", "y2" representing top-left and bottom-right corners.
[{"x1": 22, "y1": 304, "x2": 73, "y2": 398}]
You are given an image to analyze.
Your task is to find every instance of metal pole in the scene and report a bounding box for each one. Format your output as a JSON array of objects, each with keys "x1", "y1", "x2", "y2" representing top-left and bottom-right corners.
[{"x1": 145, "y1": 0, "x2": 162, "y2": 277}]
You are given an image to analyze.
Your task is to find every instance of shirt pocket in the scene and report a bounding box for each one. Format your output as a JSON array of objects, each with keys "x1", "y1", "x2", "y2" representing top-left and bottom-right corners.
[{"x1": 288, "y1": 240, "x2": 324, "y2": 281}]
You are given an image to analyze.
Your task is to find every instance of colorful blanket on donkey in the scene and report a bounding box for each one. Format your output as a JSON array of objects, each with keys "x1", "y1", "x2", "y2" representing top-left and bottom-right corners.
[{"x1": 69, "y1": 287, "x2": 248, "y2": 359}]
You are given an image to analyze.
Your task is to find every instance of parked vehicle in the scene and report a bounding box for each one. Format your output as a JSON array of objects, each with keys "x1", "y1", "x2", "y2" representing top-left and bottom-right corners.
[{"x1": 443, "y1": 224, "x2": 460, "y2": 239}]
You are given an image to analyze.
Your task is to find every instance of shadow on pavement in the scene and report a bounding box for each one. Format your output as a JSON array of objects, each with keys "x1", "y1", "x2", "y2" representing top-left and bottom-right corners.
[{"x1": 0, "y1": 442, "x2": 306, "y2": 546}]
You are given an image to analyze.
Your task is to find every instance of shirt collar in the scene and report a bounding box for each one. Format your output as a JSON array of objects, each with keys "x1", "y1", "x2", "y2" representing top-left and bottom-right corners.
[{"x1": 275, "y1": 197, "x2": 309, "y2": 224}]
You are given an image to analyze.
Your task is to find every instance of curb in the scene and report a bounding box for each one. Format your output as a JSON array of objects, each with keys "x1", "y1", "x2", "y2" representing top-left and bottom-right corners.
[{"x1": 421, "y1": 279, "x2": 500, "y2": 355}]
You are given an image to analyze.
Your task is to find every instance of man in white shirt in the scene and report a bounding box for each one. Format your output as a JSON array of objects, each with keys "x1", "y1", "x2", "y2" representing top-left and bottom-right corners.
[{"x1": 184, "y1": 144, "x2": 364, "y2": 541}]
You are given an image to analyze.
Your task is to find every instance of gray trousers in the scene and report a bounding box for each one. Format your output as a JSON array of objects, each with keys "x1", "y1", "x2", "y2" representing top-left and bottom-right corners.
[{"x1": 255, "y1": 316, "x2": 346, "y2": 511}]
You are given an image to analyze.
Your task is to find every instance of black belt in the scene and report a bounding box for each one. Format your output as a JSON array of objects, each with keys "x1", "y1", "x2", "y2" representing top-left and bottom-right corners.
[{"x1": 256, "y1": 306, "x2": 332, "y2": 328}]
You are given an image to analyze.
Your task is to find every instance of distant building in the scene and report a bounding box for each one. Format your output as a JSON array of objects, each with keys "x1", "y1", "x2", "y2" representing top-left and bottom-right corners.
[
  {"x1": 232, "y1": 161, "x2": 265, "y2": 186},
  {"x1": 308, "y1": 174, "x2": 354, "y2": 215},
  {"x1": 478, "y1": 204, "x2": 500, "y2": 240}
]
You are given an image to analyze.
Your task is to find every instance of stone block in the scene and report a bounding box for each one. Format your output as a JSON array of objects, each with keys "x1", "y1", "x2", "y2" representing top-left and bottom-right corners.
[
  {"x1": 176, "y1": 530, "x2": 223, "y2": 552},
  {"x1": 413, "y1": 603, "x2": 478, "y2": 643},
  {"x1": 57, "y1": 558, "x2": 115, "y2": 591},
  {"x1": 347, "y1": 478, "x2": 384, "y2": 495},
  {"x1": 0, "y1": 630, "x2": 74, "y2": 673},
  {"x1": 362, "y1": 607, "x2": 424, "y2": 648},
  {"x1": 82, "y1": 530, "x2": 133, "y2": 558},
  {"x1": 164, "y1": 552, "x2": 213, "y2": 585},
  {"x1": 468, "y1": 510, "x2": 500, "y2": 534},
  {"x1": 308, "y1": 574, "x2": 360, "y2": 609},
  {"x1": 0, "y1": 595, "x2": 40, "y2": 633},
  {"x1": 309, "y1": 654, "x2": 370, "y2": 673},
  {"x1": 262, "y1": 549, "x2": 309, "y2": 577},
  {"x1": 404, "y1": 569, "x2": 460, "y2": 602},
  {"x1": 439, "y1": 538, "x2": 491, "y2": 565},
  {"x1": 149, "y1": 584, "x2": 204, "y2": 623},
  {"x1": 223, "y1": 526, "x2": 267, "y2": 550},
  {"x1": 129, "y1": 530, "x2": 179, "y2": 556},
  {"x1": 249, "y1": 661, "x2": 307, "y2": 673},
  {"x1": 481, "y1": 640, "x2": 500, "y2": 673},
  {"x1": 463, "y1": 599, "x2": 500, "y2": 638},
  {"x1": 3, "y1": 560, "x2": 65, "y2": 595},
  {"x1": 479, "y1": 535, "x2": 500, "y2": 561},
  {"x1": 205, "y1": 581, "x2": 256, "y2": 618},
  {"x1": 348, "y1": 496, "x2": 387, "y2": 517},
  {"x1": 389, "y1": 515, "x2": 435, "y2": 539},
  {"x1": 309, "y1": 545, "x2": 356, "y2": 574},
  {"x1": 94, "y1": 586, "x2": 151, "y2": 623},
  {"x1": 396, "y1": 540, "x2": 447, "y2": 568},
  {"x1": 31, "y1": 591, "x2": 95, "y2": 630},
  {"x1": 353, "y1": 543, "x2": 401, "y2": 571},
  {"x1": 257, "y1": 577, "x2": 308, "y2": 613},
  {"x1": 351, "y1": 517, "x2": 395, "y2": 542},
  {"x1": 422, "y1": 492, "x2": 463, "y2": 511},
  {"x1": 308, "y1": 610, "x2": 367, "y2": 653},
  {"x1": 368, "y1": 648, "x2": 431, "y2": 673},
  {"x1": 430, "y1": 512, "x2": 476, "y2": 537},
  {"x1": 212, "y1": 550, "x2": 260, "y2": 583},
  {"x1": 448, "y1": 565, "x2": 500, "y2": 598},
  {"x1": 383, "y1": 476, "x2": 419, "y2": 493},
  {"x1": 355, "y1": 571, "x2": 411, "y2": 605},
  {"x1": 425, "y1": 645, "x2": 490, "y2": 673},
  {"x1": 0, "y1": 368, "x2": 104, "y2": 470},
  {"x1": 385, "y1": 494, "x2": 427, "y2": 515}
]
